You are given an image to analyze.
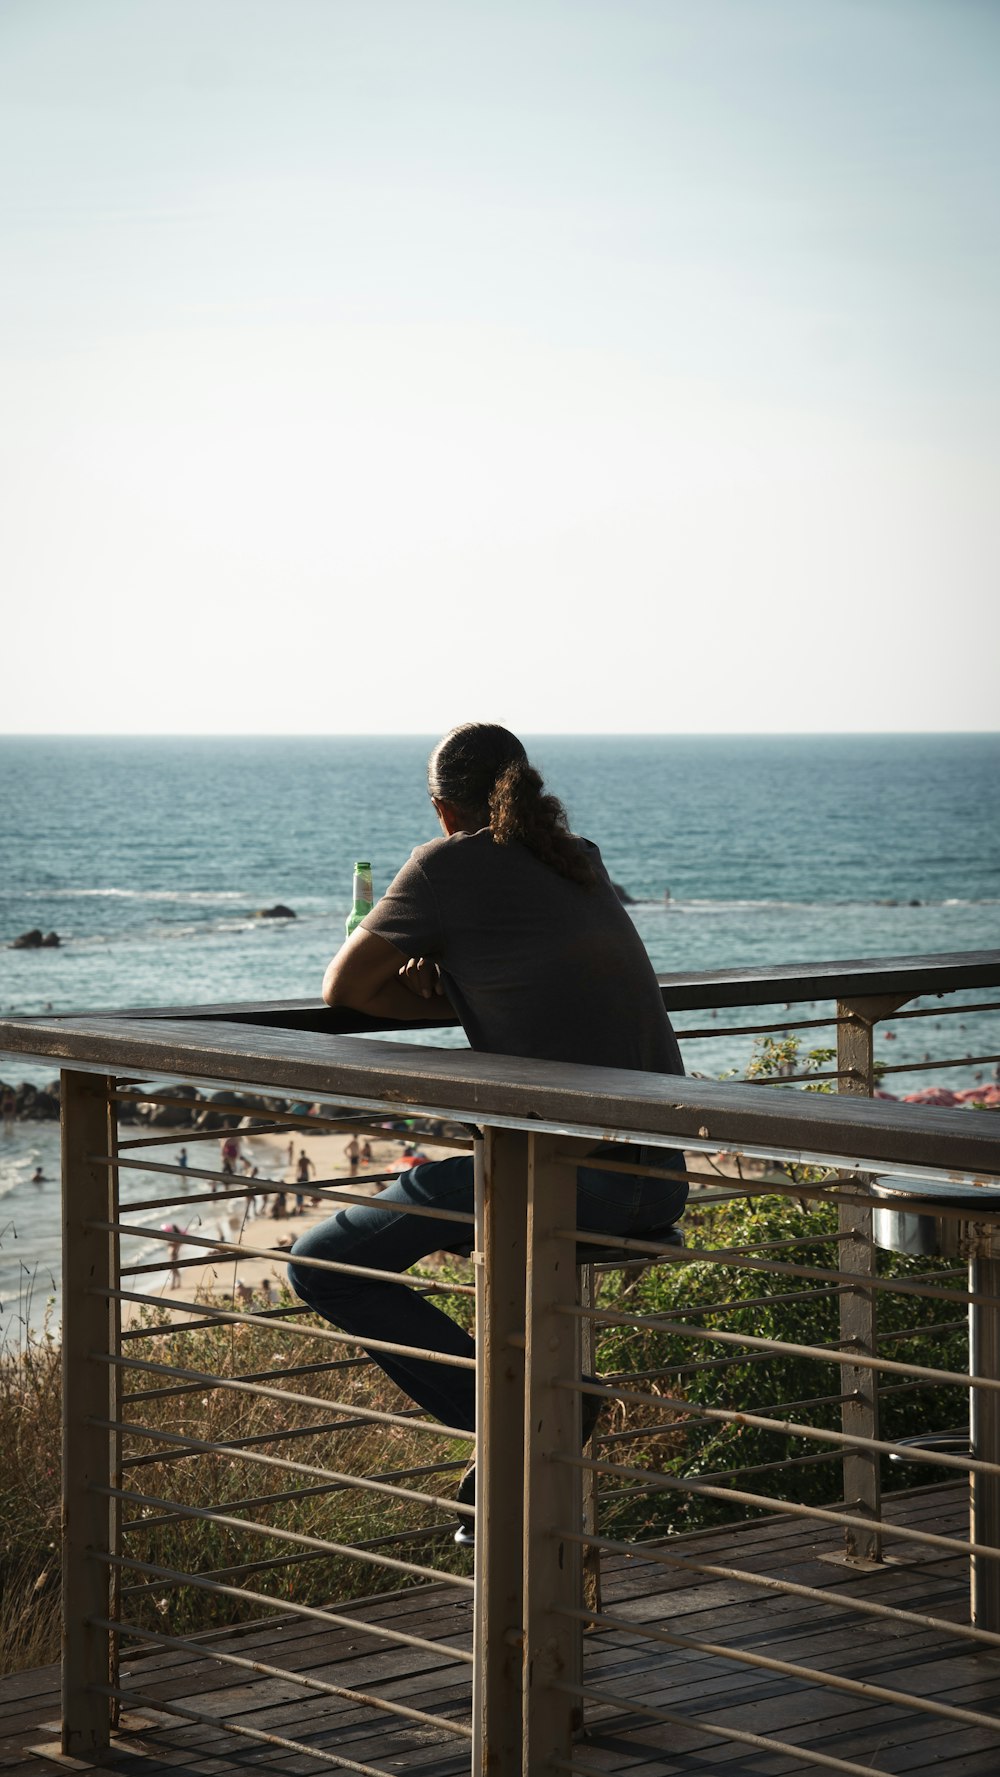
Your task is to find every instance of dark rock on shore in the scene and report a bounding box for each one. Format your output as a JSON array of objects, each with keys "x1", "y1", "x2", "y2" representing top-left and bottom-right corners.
[
  {"x1": 138, "y1": 1083, "x2": 200, "y2": 1128},
  {"x1": 0, "y1": 1079, "x2": 62, "y2": 1119},
  {"x1": 12, "y1": 929, "x2": 61, "y2": 949},
  {"x1": 256, "y1": 904, "x2": 296, "y2": 919}
]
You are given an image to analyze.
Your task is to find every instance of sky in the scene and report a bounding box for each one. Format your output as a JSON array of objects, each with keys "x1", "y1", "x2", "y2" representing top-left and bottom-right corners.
[{"x1": 1, "y1": 0, "x2": 998, "y2": 735}]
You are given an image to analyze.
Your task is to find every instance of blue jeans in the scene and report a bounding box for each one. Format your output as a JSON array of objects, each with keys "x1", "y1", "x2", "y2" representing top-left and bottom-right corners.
[{"x1": 287, "y1": 1147, "x2": 687, "y2": 1431}]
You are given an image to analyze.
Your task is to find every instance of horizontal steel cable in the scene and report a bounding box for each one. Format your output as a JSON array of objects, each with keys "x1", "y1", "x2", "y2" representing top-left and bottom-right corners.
[
  {"x1": 95, "y1": 1685, "x2": 405, "y2": 1776},
  {"x1": 94, "y1": 1219, "x2": 475, "y2": 1292},
  {"x1": 98, "y1": 1350, "x2": 475, "y2": 1441},
  {"x1": 92, "y1": 1155, "x2": 477, "y2": 1226},
  {"x1": 567, "y1": 1232, "x2": 985, "y2": 1313},
  {"x1": 561, "y1": 1302, "x2": 998, "y2": 1390},
  {"x1": 559, "y1": 1524, "x2": 1000, "y2": 1652},
  {"x1": 551, "y1": 1682, "x2": 930, "y2": 1777},
  {"x1": 94, "y1": 1617, "x2": 471, "y2": 1738},
  {"x1": 100, "y1": 1417, "x2": 473, "y2": 1519},
  {"x1": 675, "y1": 1013, "x2": 845, "y2": 1039},
  {"x1": 889, "y1": 998, "x2": 1000, "y2": 1021},
  {"x1": 564, "y1": 1376, "x2": 992, "y2": 1478},
  {"x1": 557, "y1": 1606, "x2": 1000, "y2": 1733},
  {"x1": 879, "y1": 1050, "x2": 1000, "y2": 1074},
  {"x1": 562, "y1": 1453, "x2": 995, "y2": 1561},
  {"x1": 98, "y1": 1482, "x2": 474, "y2": 1589},
  {"x1": 119, "y1": 1516, "x2": 461, "y2": 1597},
  {"x1": 104, "y1": 1286, "x2": 476, "y2": 1368},
  {"x1": 95, "y1": 1549, "x2": 477, "y2": 1662}
]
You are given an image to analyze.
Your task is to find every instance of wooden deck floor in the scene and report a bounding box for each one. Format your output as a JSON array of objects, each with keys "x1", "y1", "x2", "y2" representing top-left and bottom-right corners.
[{"x1": 5, "y1": 1484, "x2": 1000, "y2": 1776}]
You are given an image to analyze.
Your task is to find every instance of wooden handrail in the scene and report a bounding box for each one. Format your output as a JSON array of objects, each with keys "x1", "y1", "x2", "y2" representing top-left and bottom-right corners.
[
  {"x1": 1, "y1": 1005, "x2": 998, "y2": 1177},
  {"x1": 11, "y1": 948, "x2": 1000, "y2": 1032}
]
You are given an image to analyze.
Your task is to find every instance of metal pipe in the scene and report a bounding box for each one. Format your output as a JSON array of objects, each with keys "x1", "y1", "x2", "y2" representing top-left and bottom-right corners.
[
  {"x1": 675, "y1": 1012, "x2": 846, "y2": 1039},
  {"x1": 564, "y1": 1452, "x2": 1000, "y2": 1563},
  {"x1": 558, "y1": 1525, "x2": 1000, "y2": 1652},
  {"x1": 564, "y1": 1301, "x2": 999, "y2": 1389},
  {"x1": 552, "y1": 1681, "x2": 940, "y2": 1777},
  {"x1": 95, "y1": 1220, "x2": 476, "y2": 1289},
  {"x1": 561, "y1": 1377, "x2": 995, "y2": 1480},
  {"x1": 99, "y1": 1349, "x2": 475, "y2": 1441},
  {"x1": 98, "y1": 1483, "x2": 474, "y2": 1588},
  {"x1": 557, "y1": 1607, "x2": 1000, "y2": 1733},
  {"x1": 94, "y1": 1618, "x2": 472, "y2": 1737},
  {"x1": 98, "y1": 1418, "x2": 474, "y2": 1517},
  {"x1": 105, "y1": 1287, "x2": 476, "y2": 1365},
  {"x1": 96, "y1": 1549, "x2": 476, "y2": 1661},
  {"x1": 564, "y1": 1228, "x2": 986, "y2": 1311},
  {"x1": 96, "y1": 1686, "x2": 406, "y2": 1776},
  {"x1": 879, "y1": 1050, "x2": 1000, "y2": 1075}
]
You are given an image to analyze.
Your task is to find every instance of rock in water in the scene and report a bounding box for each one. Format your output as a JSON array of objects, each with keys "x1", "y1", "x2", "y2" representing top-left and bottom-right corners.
[
  {"x1": 12, "y1": 928, "x2": 44, "y2": 948},
  {"x1": 256, "y1": 904, "x2": 297, "y2": 919},
  {"x1": 41, "y1": 931, "x2": 61, "y2": 947},
  {"x1": 611, "y1": 883, "x2": 634, "y2": 905}
]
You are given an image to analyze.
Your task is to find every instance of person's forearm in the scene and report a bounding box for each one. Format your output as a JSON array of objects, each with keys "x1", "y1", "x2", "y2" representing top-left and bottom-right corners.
[{"x1": 328, "y1": 972, "x2": 454, "y2": 1022}]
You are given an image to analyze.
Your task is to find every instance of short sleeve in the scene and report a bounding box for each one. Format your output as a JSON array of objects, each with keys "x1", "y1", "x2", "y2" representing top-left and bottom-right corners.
[{"x1": 361, "y1": 852, "x2": 443, "y2": 957}]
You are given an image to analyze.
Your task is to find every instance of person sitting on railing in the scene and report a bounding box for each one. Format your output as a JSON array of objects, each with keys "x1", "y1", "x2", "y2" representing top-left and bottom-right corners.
[{"x1": 288, "y1": 722, "x2": 688, "y2": 1537}]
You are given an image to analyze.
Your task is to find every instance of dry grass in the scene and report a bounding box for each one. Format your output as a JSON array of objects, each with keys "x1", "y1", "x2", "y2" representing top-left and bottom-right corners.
[{"x1": 0, "y1": 1280, "x2": 473, "y2": 1674}]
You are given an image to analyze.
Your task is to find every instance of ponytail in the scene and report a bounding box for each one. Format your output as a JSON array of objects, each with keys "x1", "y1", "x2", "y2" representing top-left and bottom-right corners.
[
  {"x1": 488, "y1": 760, "x2": 596, "y2": 886},
  {"x1": 428, "y1": 723, "x2": 596, "y2": 888}
]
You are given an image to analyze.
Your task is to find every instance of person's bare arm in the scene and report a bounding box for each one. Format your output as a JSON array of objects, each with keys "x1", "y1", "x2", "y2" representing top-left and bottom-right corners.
[{"x1": 322, "y1": 929, "x2": 450, "y2": 1021}]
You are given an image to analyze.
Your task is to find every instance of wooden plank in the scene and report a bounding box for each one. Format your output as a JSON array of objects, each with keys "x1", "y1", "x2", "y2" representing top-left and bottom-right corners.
[
  {"x1": 2, "y1": 1014, "x2": 999, "y2": 1178},
  {"x1": 475, "y1": 1128, "x2": 529, "y2": 1774},
  {"x1": 17, "y1": 949, "x2": 1000, "y2": 1025},
  {"x1": 655, "y1": 950, "x2": 1000, "y2": 1013},
  {"x1": 836, "y1": 997, "x2": 882, "y2": 1563},
  {"x1": 60, "y1": 1070, "x2": 118, "y2": 1761},
  {"x1": 522, "y1": 1134, "x2": 583, "y2": 1770}
]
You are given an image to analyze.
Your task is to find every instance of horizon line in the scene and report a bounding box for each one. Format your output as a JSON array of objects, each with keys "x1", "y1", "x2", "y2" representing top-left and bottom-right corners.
[{"x1": 0, "y1": 730, "x2": 998, "y2": 743}]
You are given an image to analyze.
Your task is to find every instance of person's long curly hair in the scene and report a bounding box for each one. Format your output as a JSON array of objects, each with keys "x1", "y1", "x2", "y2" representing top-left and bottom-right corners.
[{"x1": 427, "y1": 723, "x2": 596, "y2": 888}]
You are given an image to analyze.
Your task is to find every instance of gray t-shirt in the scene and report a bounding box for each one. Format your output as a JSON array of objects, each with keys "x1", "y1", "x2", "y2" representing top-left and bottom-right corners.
[{"x1": 363, "y1": 829, "x2": 684, "y2": 1077}]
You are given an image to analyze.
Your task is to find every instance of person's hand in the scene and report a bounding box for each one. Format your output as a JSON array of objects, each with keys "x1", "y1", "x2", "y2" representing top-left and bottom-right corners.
[{"x1": 398, "y1": 956, "x2": 445, "y2": 1000}]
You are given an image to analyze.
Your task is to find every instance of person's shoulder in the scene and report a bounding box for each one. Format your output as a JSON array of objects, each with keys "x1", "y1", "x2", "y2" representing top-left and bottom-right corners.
[{"x1": 408, "y1": 830, "x2": 492, "y2": 872}]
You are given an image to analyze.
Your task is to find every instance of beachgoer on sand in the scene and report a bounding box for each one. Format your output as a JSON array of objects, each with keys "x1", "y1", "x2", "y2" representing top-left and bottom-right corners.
[
  {"x1": 344, "y1": 1136, "x2": 361, "y2": 1177},
  {"x1": 293, "y1": 1148, "x2": 315, "y2": 1215},
  {"x1": 165, "y1": 1223, "x2": 184, "y2": 1289},
  {"x1": 219, "y1": 1134, "x2": 239, "y2": 1186},
  {"x1": 288, "y1": 722, "x2": 688, "y2": 1543}
]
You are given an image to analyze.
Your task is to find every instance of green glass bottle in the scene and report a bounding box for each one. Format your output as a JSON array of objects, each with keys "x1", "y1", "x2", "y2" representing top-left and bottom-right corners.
[{"x1": 346, "y1": 861, "x2": 373, "y2": 939}]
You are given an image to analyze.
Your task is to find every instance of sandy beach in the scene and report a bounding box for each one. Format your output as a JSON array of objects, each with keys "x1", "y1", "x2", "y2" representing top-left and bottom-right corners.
[
  {"x1": 122, "y1": 1126, "x2": 464, "y2": 1327},
  {"x1": 123, "y1": 1126, "x2": 733, "y2": 1332}
]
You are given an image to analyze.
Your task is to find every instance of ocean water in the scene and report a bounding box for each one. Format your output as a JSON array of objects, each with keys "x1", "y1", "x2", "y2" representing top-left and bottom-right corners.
[{"x1": 2, "y1": 733, "x2": 999, "y2": 1338}]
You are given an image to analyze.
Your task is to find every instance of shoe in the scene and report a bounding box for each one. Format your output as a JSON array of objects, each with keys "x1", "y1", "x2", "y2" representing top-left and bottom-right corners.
[
  {"x1": 452, "y1": 1396, "x2": 604, "y2": 1545},
  {"x1": 453, "y1": 1460, "x2": 476, "y2": 1546}
]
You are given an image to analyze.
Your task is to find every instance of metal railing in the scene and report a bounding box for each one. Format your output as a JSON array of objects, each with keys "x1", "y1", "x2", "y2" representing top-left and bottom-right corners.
[{"x1": 2, "y1": 946, "x2": 1000, "y2": 1775}]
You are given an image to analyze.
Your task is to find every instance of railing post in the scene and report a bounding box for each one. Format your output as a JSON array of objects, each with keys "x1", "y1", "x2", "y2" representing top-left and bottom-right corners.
[
  {"x1": 523, "y1": 1133, "x2": 581, "y2": 1774},
  {"x1": 474, "y1": 1126, "x2": 529, "y2": 1776},
  {"x1": 969, "y1": 1241, "x2": 1000, "y2": 1631},
  {"x1": 836, "y1": 995, "x2": 902, "y2": 1563},
  {"x1": 578, "y1": 1263, "x2": 602, "y2": 1616},
  {"x1": 61, "y1": 1069, "x2": 119, "y2": 1757}
]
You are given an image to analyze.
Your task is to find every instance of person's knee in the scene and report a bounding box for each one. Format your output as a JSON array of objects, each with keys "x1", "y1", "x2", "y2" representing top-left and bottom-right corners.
[
  {"x1": 287, "y1": 1235, "x2": 323, "y2": 1305},
  {"x1": 286, "y1": 1256, "x2": 312, "y2": 1303}
]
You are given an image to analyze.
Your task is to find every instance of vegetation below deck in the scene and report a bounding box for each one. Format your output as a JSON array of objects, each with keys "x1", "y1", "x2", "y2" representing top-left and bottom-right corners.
[{"x1": 0, "y1": 1188, "x2": 968, "y2": 1675}]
